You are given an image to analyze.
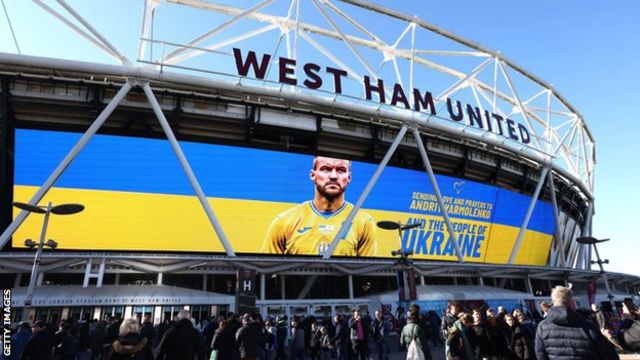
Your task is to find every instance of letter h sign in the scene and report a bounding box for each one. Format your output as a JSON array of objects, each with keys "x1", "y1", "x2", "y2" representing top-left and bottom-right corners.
[{"x1": 236, "y1": 270, "x2": 257, "y2": 315}]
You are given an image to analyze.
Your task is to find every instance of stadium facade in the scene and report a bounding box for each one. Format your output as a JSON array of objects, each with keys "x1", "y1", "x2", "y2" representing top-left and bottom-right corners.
[{"x1": 0, "y1": 0, "x2": 638, "y2": 325}]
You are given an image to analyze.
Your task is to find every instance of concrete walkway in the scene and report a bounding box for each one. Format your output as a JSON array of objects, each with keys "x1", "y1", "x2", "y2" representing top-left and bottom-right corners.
[{"x1": 375, "y1": 336, "x2": 445, "y2": 360}]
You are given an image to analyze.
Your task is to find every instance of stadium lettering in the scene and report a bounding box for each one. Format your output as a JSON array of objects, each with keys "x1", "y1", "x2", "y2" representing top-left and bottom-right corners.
[
  {"x1": 400, "y1": 218, "x2": 485, "y2": 258},
  {"x1": 233, "y1": 48, "x2": 348, "y2": 95},
  {"x1": 401, "y1": 228, "x2": 484, "y2": 258},
  {"x1": 233, "y1": 48, "x2": 531, "y2": 144}
]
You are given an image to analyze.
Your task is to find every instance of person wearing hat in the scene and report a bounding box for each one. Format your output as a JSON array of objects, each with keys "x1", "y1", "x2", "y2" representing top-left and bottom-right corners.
[{"x1": 22, "y1": 321, "x2": 55, "y2": 360}]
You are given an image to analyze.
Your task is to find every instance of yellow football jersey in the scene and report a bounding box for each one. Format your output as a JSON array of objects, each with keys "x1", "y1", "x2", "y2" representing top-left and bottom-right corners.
[{"x1": 261, "y1": 201, "x2": 376, "y2": 257}]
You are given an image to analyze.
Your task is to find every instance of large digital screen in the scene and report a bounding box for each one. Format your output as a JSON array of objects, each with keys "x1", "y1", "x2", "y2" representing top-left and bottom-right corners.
[{"x1": 12, "y1": 129, "x2": 554, "y2": 265}]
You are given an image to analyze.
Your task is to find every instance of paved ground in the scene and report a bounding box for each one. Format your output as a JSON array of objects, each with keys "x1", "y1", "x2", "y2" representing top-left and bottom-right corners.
[
  {"x1": 376, "y1": 335, "x2": 445, "y2": 360},
  {"x1": 389, "y1": 346, "x2": 445, "y2": 360}
]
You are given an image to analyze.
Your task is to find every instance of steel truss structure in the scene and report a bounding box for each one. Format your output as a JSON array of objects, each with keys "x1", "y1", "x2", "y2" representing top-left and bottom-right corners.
[
  {"x1": 1, "y1": 252, "x2": 639, "y2": 291},
  {"x1": 0, "y1": 0, "x2": 631, "y2": 291}
]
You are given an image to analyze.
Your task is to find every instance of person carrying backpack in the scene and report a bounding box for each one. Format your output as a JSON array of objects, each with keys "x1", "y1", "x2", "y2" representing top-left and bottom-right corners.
[{"x1": 400, "y1": 311, "x2": 432, "y2": 360}]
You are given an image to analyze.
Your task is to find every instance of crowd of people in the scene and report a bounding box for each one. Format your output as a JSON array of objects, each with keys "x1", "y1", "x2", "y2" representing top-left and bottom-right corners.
[
  {"x1": 3, "y1": 286, "x2": 639, "y2": 360},
  {"x1": 432, "y1": 286, "x2": 640, "y2": 359}
]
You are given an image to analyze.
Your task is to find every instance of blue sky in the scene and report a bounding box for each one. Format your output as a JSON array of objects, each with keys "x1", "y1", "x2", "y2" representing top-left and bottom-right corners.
[
  {"x1": 1, "y1": 0, "x2": 638, "y2": 276},
  {"x1": 393, "y1": 0, "x2": 640, "y2": 276}
]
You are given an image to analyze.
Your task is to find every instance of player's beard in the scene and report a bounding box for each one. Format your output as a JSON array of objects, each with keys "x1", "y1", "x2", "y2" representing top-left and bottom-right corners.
[{"x1": 317, "y1": 182, "x2": 345, "y2": 201}]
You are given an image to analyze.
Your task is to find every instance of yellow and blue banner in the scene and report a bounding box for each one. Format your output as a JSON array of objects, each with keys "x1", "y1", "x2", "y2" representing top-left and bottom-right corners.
[{"x1": 12, "y1": 129, "x2": 554, "y2": 265}]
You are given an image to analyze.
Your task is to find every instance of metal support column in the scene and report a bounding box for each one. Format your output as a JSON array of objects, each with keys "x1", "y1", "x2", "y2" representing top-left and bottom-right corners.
[
  {"x1": 413, "y1": 128, "x2": 464, "y2": 262},
  {"x1": 577, "y1": 204, "x2": 593, "y2": 269},
  {"x1": 592, "y1": 244, "x2": 617, "y2": 314},
  {"x1": 297, "y1": 275, "x2": 318, "y2": 299},
  {"x1": 157, "y1": 272, "x2": 163, "y2": 285},
  {"x1": 323, "y1": 124, "x2": 408, "y2": 259},
  {"x1": 585, "y1": 205, "x2": 594, "y2": 268},
  {"x1": 21, "y1": 202, "x2": 52, "y2": 321},
  {"x1": 203, "y1": 274, "x2": 208, "y2": 291},
  {"x1": 280, "y1": 275, "x2": 286, "y2": 300},
  {"x1": 546, "y1": 170, "x2": 566, "y2": 267},
  {"x1": 0, "y1": 82, "x2": 133, "y2": 248},
  {"x1": 525, "y1": 274, "x2": 534, "y2": 295},
  {"x1": 14, "y1": 273, "x2": 21, "y2": 288},
  {"x1": 260, "y1": 274, "x2": 266, "y2": 300},
  {"x1": 142, "y1": 83, "x2": 236, "y2": 257},
  {"x1": 508, "y1": 167, "x2": 550, "y2": 264}
]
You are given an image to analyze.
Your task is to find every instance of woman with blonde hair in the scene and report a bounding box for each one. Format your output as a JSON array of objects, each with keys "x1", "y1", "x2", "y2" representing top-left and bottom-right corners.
[{"x1": 105, "y1": 317, "x2": 154, "y2": 360}]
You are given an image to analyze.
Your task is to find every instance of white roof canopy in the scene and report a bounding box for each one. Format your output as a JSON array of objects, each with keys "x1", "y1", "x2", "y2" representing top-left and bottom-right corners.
[
  {"x1": 9, "y1": 285, "x2": 234, "y2": 307},
  {"x1": 376, "y1": 285, "x2": 533, "y2": 302}
]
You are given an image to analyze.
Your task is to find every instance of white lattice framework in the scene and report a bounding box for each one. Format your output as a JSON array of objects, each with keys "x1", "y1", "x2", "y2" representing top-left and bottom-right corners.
[
  {"x1": 137, "y1": 0, "x2": 595, "y2": 200},
  {"x1": 0, "y1": 0, "x2": 593, "y2": 197}
]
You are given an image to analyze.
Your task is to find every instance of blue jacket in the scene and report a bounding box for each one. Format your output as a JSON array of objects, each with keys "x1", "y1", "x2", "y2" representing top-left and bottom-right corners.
[{"x1": 11, "y1": 325, "x2": 32, "y2": 360}]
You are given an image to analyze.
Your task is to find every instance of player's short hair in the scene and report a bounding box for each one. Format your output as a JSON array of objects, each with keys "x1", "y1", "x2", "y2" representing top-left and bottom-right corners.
[
  {"x1": 551, "y1": 286, "x2": 573, "y2": 307},
  {"x1": 312, "y1": 156, "x2": 351, "y2": 171}
]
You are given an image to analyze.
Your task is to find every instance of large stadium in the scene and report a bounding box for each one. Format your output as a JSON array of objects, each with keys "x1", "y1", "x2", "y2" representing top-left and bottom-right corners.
[{"x1": 0, "y1": 0, "x2": 638, "y2": 324}]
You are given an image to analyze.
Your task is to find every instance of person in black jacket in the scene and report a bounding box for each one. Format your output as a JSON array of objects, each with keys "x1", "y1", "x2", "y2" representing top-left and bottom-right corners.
[
  {"x1": 441, "y1": 301, "x2": 461, "y2": 339},
  {"x1": 275, "y1": 316, "x2": 288, "y2": 360},
  {"x1": 156, "y1": 318, "x2": 172, "y2": 348},
  {"x1": 21, "y1": 321, "x2": 55, "y2": 360},
  {"x1": 203, "y1": 316, "x2": 218, "y2": 357},
  {"x1": 331, "y1": 315, "x2": 348, "y2": 360},
  {"x1": 348, "y1": 310, "x2": 368, "y2": 360},
  {"x1": 89, "y1": 319, "x2": 106, "y2": 360},
  {"x1": 104, "y1": 318, "x2": 154, "y2": 360},
  {"x1": 535, "y1": 286, "x2": 619, "y2": 360},
  {"x1": 236, "y1": 314, "x2": 262, "y2": 360},
  {"x1": 485, "y1": 315, "x2": 509, "y2": 359},
  {"x1": 156, "y1": 310, "x2": 206, "y2": 360},
  {"x1": 505, "y1": 314, "x2": 531, "y2": 360},
  {"x1": 470, "y1": 308, "x2": 490, "y2": 359},
  {"x1": 56, "y1": 322, "x2": 80, "y2": 360},
  {"x1": 140, "y1": 315, "x2": 156, "y2": 348},
  {"x1": 211, "y1": 319, "x2": 235, "y2": 360}
]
